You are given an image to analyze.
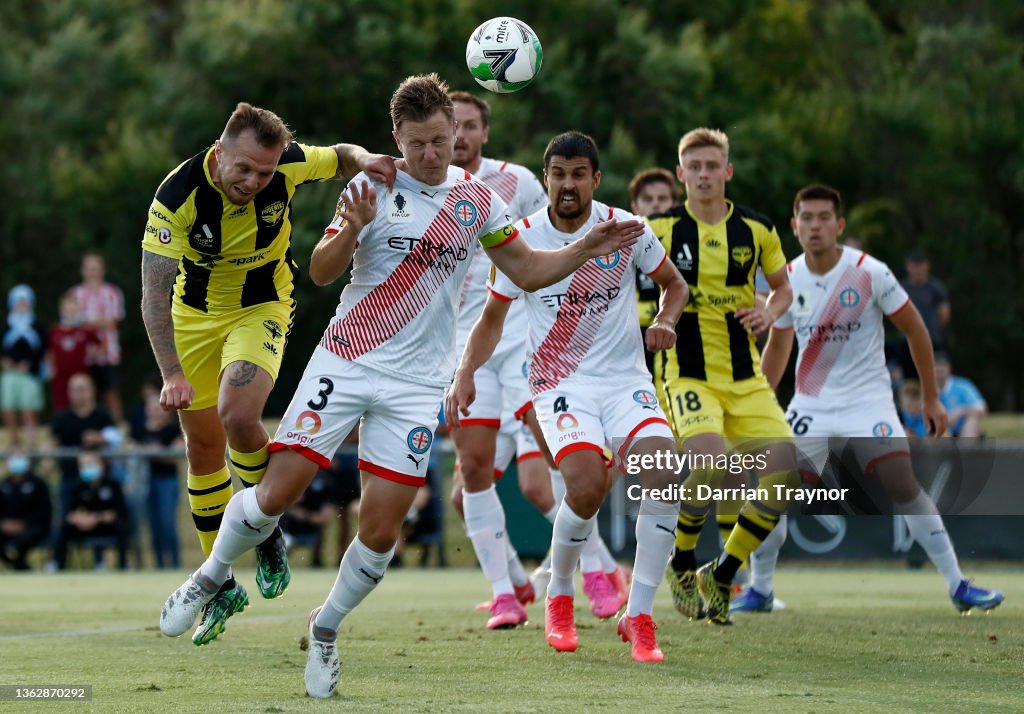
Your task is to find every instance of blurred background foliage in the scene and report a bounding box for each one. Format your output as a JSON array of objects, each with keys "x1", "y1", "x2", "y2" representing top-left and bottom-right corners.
[{"x1": 2, "y1": 0, "x2": 1023, "y2": 410}]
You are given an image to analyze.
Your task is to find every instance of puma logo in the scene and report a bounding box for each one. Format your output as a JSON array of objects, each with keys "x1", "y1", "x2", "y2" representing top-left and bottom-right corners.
[
  {"x1": 656, "y1": 524, "x2": 675, "y2": 535},
  {"x1": 241, "y1": 519, "x2": 263, "y2": 533},
  {"x1": 407, "y1": 454, "x2": 424, "y2": 469},
  {"x1": 359, "y1": 568, "x2": 382, "y2": 584}
]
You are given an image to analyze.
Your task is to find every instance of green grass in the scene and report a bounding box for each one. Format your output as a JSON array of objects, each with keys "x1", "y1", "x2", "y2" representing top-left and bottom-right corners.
[{"x1": 1, "y1": 567, "x2": 1021, "y2": 713}]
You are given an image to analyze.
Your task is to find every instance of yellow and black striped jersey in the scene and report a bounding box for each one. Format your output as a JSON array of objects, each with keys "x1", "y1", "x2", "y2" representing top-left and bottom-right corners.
[
  {"x1": 142, "y1": 142, "x2": 338, "y2": 314},
  {"x1": 646, "y1": 199, "x2": 786, "y2": 384}
]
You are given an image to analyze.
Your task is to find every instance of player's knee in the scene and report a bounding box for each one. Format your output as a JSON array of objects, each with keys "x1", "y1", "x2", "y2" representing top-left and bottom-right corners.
[
  {"x1": 458, "y1": 450, "x2": 494, "y2": 491},
  {"x1": 218, "y1": 403, "x2": 262, "y2": 442},
  {"x1": 518, "y1": 474, "x2": 550, "y2": 510},
  {"x1": 255, "y1": 476, "x2": 303, "y2": 517},
  {"x1": 565, "y1": 481, "x2": 605, "y2": 519},
  {"x1": 184, "y1": 432, "x2": 226, "y2": 468},
  {"x1": 358, "y1": 524, "x2": 400, "y2": 554}
]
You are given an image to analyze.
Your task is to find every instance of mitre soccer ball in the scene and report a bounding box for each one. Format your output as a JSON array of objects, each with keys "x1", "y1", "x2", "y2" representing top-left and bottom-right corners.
[{"x1": 465, "y1": 17, "x2": 543, "y2": 93}]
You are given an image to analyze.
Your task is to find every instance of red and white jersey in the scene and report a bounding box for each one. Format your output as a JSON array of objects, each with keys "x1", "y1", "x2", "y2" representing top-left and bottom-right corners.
[
  {"x1": 489, "y1": 201, "x2": 667, "y2": 396},
  {"x1": 319, "y1": 166, "x2": 516, "y2": 388},
  {"x1": 70, "y1": 282, "x2": 124, "y2": 365},
  {"x1": 774, "y1": 246, "x2": 910, "y2": 406},
  {"x1": 455, "y1": 157, "x2": 547, "y2": 358}
]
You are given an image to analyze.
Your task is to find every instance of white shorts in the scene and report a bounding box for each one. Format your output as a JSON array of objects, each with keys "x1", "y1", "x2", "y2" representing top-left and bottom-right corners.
[
  {"x1": 786, "y1": 396, "x2": 909, "y2": 480},
  {"x1": 459, "y1": 348, "x2": 531, "y2": 427},
  {"x1": 271, "y1": 348, "x2": 441, "y2": 486},
  {"x1": 493, "y1": 409, "x2": 545, "y2": 476},
  {"x1": 534, "y1": 376, "x2": 673, "y2": 466}
]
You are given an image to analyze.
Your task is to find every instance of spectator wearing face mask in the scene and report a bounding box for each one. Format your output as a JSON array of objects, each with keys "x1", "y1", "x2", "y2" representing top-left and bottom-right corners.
[
  {"x1": 2, "y1": 285, "x2": 47, "y2": 449},
  {"x1": 0, "y1": 450, "x2": 51, "y2": 570},
  {"x1": 51, "y1": 446, "x2": 128, "y2": 571}
]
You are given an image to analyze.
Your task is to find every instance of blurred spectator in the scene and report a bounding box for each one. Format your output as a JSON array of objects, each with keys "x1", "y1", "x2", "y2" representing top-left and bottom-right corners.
[
  {"x1": 2, "y1": 285, "x2": 46, "y2": 449},
  {"x1": 52, "y1": 446, "x2": 129, "y2": 571},
  {"x1": 50, "y1": 373, "x2": 115, "y2": 519},
  {"x1": 130, "y1": 391, "x2": 183, "y2": 569},
  {"x1": 71, "y1": 252, "x2": 125, "y2": 422},
  {"x1": 0, "y1": 450, "x2": 51, "y2": 570},
  {"x1": 398, "y1": 459, "x2": 444, "y2": 567},
  {"x1": 46, "y1": 291, "x2": 99, "y2": 414},
  {"x1": 280, "y1": 469, "x2": 339, "y2": 568},
  {"x1": 898, "y1": 379, "x2": 929, "y2": 438},
  {"x1": 934, "y1": 352, "x2": 987, "y2": 437}
]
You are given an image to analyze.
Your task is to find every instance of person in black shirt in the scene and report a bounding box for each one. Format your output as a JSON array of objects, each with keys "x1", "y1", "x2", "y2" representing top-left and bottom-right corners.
[
  {"x1": 52, "y1": 447, "x2": 129, "y2": 570},
  {"x1": 0, "y1": 450, "x2": 51, "y2": 570},
  {"x1": 49, "y1": 373, "x2": 115, "y2": 519},
  {"x1": 280, "y1": 469, "x2": 339, "y2": 568}
]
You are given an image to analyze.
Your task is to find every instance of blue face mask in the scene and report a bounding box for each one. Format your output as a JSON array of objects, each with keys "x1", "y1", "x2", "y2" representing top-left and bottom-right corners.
[
  {"x1": 80, "y1": 465, "x2": 103, "y2": 482},
  {"x1": 7, "y1": 456, "x2": 29, "y2": 475}
]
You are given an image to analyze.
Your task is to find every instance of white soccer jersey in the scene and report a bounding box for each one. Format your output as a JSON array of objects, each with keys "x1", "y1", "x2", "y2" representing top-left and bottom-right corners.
[
  {"x1": 319, "y1": 166, "x2": 516, "y2": 388},
  {"x1": 489, "y1": 201, "x2": 667, "y2": 395},
  {"x1": 774, "y1": 247, "x2": 910, "y2": 406},
  {"x1": 454, "y1": 157, "x2": 547, "y2": 356}
]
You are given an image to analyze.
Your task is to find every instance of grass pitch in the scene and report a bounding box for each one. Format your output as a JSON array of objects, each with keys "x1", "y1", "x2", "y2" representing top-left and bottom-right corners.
[{"x1": 1, "y1": 566, "x2": 1021, "y2": 713}]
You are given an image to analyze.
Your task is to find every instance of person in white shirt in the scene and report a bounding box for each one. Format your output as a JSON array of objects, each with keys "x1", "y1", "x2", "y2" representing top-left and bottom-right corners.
[
  {"x1": 448, "y1": 131, "x2": 689, "y2": 662},
  {"x1": 159, "y1": 75, "x2": 646, "y2": 698},
  {"x1": 744, "y1": 183, "x2": 1004, "y2": 617}
]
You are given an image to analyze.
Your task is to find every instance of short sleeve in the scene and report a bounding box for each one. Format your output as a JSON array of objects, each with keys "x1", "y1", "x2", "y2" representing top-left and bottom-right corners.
[
  {"x1": 635, "y1": 223, "x2": 667, "y2": 275},
  {"x1": 873, "y1": 261, "x2": 910, "y2": 315},
  {"x1": 488, "y1": 264, "x2": 522, "y2": 302},
  {"x1": 142, "y1": 197, "x2": 188, "y2": 259},
  {"x1": 773, "y1": 305, "x2": 794, "y2": 330},
  {"x1": 280, "y1": 143, "x2": 339, "y2": 185},
  {"x1": 758, "y1": 225, "x2": 787, "y2": 276},
  {"x1": 477, "y1": 189, "x2": 517, "y2": 250}
]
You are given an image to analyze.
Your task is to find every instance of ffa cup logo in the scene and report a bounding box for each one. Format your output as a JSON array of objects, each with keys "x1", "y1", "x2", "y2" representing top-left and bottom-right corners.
[
  {"x1": 390, "y1": 191, "x2": 413, "y2": 223},
  {"x1": 839, "y1": 288, "x2": 861, "y2": 308},
  {"x1": 454, "y1": 200, "x2": 478, "y2": 226},
  {"x1": 731, "y1": 246, "x2": 753, "y2": 266},
  {"x1": 594, "y1": 252, "x2": 620, "y2": 270},
  {"x1": 295, "y1": 411, "x2": 322, "y2": 435},
  {"x1": 793, "y1": 290, "x2": 813, "y2": 318},
  {"x1": 556, "y1": 413, "x2": 579, "y2": 432},
  {"x1": 407, "y1": 427, "x2": 433, "y2": 454}
]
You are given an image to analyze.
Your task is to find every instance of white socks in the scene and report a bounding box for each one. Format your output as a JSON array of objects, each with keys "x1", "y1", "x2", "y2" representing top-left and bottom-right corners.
[
  {"x1": 548, "y1": 502, "x2": 595, "y2": 598},
  {"x1": 901, "y1": 491, "x2": 963, "y2": 593},
  {"x1": 627, "y1": 497, "x2": 678, "y2": 616},
  {"x1": 505, "y1": 538, "x2": 529, "y2": 588},
  {"x1": 201, "y1": 487, "x2": 278, "y2": 585},
  {"x1": 315, "y1": 536, "x2": 394, "y2": 635},
  {"x1": 463, "y1": 486, "x2": 514, "y2": 597},
  {"x1": 750, "y1": 514, "x2": 788, "y2": 596}
]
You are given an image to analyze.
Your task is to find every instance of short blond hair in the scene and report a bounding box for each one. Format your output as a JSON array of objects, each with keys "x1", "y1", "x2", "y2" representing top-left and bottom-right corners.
[{"x1": 678, "y1": 127, "x2": 729, "y2": 161}]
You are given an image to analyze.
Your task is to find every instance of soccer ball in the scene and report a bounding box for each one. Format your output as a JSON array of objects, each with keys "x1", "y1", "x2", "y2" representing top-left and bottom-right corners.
[{"x1": 465, "y1": 17, "x2": 543, "y2": 93}]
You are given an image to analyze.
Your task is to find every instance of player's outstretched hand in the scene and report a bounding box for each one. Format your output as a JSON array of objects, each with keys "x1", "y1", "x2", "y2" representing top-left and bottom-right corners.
[
  {"x1": 338, "y1": 180, "x2": 377, "y2": 233},
  {"x1": 160, "y1": 372, "x2": 194, "y2": 412},
  {"x1": 923, "y1": 396, "x2": 949, "y2": 437},
  {"x1": 645, "y1": 320, "x2": 677, "y2": 352},
  {"x1": 444, "y1": 368, "x2": 476, "y2": 429},
  {"x1": 735, "y1": 305, "x2": 774, "y2": 336},
  {"x1": 359, "y1": 153, "x2": 397, "y2": 189},
  {"x1": 581, "y1": 218, "x2": 644, "y2": 257}
]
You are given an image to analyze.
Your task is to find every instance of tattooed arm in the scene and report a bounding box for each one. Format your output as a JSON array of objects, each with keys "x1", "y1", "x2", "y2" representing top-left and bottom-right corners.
[
  {"x1": 331, "y1": 143, "x2": 396, "y2": 189},
  {"x1": 141, "y1": 251, "x2": 194, "y2": 410}
]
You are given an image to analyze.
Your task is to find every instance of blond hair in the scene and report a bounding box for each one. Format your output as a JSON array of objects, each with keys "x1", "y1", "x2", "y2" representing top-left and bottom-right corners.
[{"x1": 677, "y1": 127, "x2": 729, "y2": 160}]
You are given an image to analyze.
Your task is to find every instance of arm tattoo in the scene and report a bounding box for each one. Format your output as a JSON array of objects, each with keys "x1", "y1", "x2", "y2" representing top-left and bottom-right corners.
[
  {"x1": 332, "y1": 143, "x2": 363, "y2": 179},
  {"x1": 226, "y1": 361, "x2": 258, "y2": 388},
  {"x1": 141, "y1": 251, "x2": 182, "y2": 378}
]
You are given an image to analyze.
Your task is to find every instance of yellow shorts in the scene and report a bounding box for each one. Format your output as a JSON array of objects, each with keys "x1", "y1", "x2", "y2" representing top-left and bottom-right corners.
[
  {"x1": 660, "y1": 376, "x2": 790, "y2": 444},
  {"x1": 172, "y1": 300, "x2": 294, "y2": 411}
]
